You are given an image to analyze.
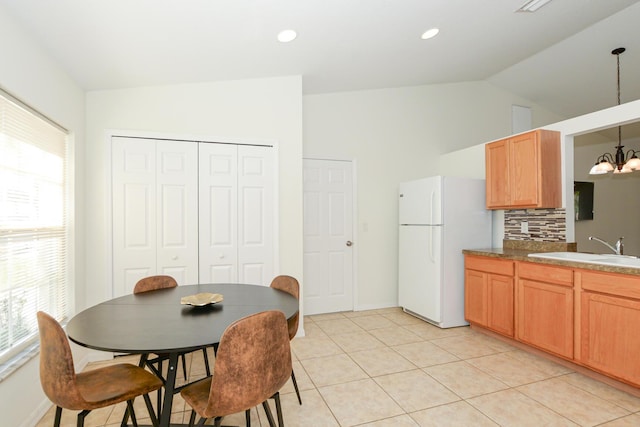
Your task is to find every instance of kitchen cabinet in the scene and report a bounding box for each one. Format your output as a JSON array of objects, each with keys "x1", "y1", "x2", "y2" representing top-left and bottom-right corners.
[
  {"x1": 578, "y1": 269, "x2": 640, "y2": 386},
  {"x1": 485, "y1": 129, "x2": 561, "y2": 209},
  {"x1": 517, "y1": 262, "x2": 574, "y2": 359},
  {"x1": 464, "y1": 255, "x2": 514, "y2": 337}
]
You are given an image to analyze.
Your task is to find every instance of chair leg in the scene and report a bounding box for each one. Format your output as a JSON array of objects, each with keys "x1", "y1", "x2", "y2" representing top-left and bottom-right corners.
[
  {"x1": 262, "y1": 401, "x2": 276, "y2": 427},
  {"x1": 188, "y1": 410, "x2": 197, "y2": 427},
  {"x1": 180, "y1": 353, "x2": 188, "y2": 380},
  {"x1": 53, "y1": 406, "x2": 63, "y2": 427},
  {"x1": 202, "y1": 347, "x2": 211, "y2": 376},
  {"x1": 274, "y1": 392, "x2": 285, "y2": 427},
  {"x1": 291, "y1": 369, "x2": 302, "y2": 405},
  {"x1": 143, "y1": 393, "x2": 159, "y2": 427},
  {"x1": 126, "y1": 399, "x2": 139, "y2": 427},
  {"x1": 77, "y1": 409, "x2": 90, "y2": 427},
  {"x1": 245, "y1": 408, "x2": 251, "y2": 427},
  {"x1": 212, "y1": 417, "x2": 222, "y2": 427}
]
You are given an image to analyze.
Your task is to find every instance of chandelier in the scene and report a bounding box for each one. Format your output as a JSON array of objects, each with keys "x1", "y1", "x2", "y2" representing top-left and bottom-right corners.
[{"x1": 589, "y1": 47, "x2": 640, "y2": 175}]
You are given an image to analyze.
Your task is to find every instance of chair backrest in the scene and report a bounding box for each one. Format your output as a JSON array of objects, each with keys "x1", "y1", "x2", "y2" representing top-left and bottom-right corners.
[
  {"x1": 203, "y1": 310, "x2": 292, "y2": 418},
  {"x1": 270, "y1": 275, "x2": 300, "y2": 340},
  {"x1": 37, "y1": 311, "x2": 86, "y2": 410},
  {"x1": 133, "y1": 275, "x2": 178, "y2": 294}
]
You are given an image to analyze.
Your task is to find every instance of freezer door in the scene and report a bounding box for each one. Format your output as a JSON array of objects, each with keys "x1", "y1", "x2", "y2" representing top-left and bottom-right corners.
[
  {"x1": 398, "y1": 225, "x2": 442, "y2": 323},
  {"x1": 398, "y1": 176, "x2": 442, "y2": 225}
]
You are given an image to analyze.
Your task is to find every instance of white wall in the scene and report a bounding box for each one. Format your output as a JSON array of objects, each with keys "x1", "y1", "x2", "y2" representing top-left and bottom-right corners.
[
  {"x1": 303, "y1": 81, "x2": 563, "y2": 310},
  {"x1": 84, "y1": 77, "x2": 304, "y2": 309},
  {"x1": 0, "y1": 5, "x2": 85, "y2": 427}
]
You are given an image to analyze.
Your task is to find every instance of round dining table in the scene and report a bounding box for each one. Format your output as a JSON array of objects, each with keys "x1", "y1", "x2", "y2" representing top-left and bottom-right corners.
[{"x1": 66, "y1": 283, "x2": 299, "y2": 427}]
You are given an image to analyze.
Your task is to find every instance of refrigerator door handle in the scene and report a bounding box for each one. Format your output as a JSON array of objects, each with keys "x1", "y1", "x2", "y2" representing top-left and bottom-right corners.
[{"x1": 428, "y1": 226, "x2": 435, "y2": 262}]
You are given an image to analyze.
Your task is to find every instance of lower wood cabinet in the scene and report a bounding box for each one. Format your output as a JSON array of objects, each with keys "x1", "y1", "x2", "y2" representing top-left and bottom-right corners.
[
  {"x1": 579, "y1": 270, "x2": 640, "y2": 386},
  {"x1": 517, "y1": 262, "x2": 573, "y2": 359},
  {"x1": 464, "y1": 254, "x2": 640, "y2": 388},
  {"x1": 464, "y1": 256, "x2": 514, "y2": 337}
]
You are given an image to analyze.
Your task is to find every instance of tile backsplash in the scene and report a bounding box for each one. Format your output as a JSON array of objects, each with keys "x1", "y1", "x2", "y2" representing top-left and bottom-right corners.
[{"x1": 504, "y1": 208, "x2": 566, "y2": 242}]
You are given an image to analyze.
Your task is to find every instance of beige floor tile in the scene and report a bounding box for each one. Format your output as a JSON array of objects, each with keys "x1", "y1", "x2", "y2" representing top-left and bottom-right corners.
[
  {"x1": 331, "y1": 330, "x2": 386, "y2": 353},
  {"x1": 517, "y1": 377, "x2": 631, "y2": 426},
  {"x1": 308, "y1": 312, "x2": 348, "y2": 321},
  {"x1": 300, "y1": 321, "x2": 329, "y2": 338},
  {"x1": 468, "y1": 389, "x2": 579, "y2": 426},
  {"x1": 272, "y1": 388, "x2": 340, "y2": 427},
  {"x1": 401, "y1": 323, "x2": 472, "y2": 340},
  {"x1": 392, "y1": 341, "x2": 459, "y2": 368},
  {"x1": 315, "y1": 318, "x2": 365, "y2": 335},
  {"x1": 350, "y1": 314, "x2": 398, "y2": 330},
  {"x1": 278, "y1": 360, "x2": 315, "y2": 397},
  {"x1": 290, "y1": 335, "x2": 344, "y2": 360},
  {"x1": 409, "y1": 400, "x2": 499, "y2": 427},
  {"x1": 424, "y1": 360, "x2": 509, "y2": 399},
  {"x1": 381, "y1": 311, "x2": 426, "y2": 326},
  {"x1": 372, "y1": 326, "x2": 422, "y2": 346},
  {"x1": 301, "y1": 353, "x2": 368, "y2": 387},
  {"x1": 319, "y1": 378, "x2": 404, "y2": 426},
  {"x1": 559, "y1": 372, "x2": 640, "y2": 412},
  {"x1": 349, "y1": 347, "x2": 417, "y2": 377},
  {"x1": 374, "y1": 369, "x2": 460, "y2": 412},
  {"x1": 466, "y1": 352, "x2": 559, "y2": 387},
  {"x1": 505, "y1": 349, "x2": 573, "y2": 377},
  {"x1": 599, "y1": 413, "x2": 640, "y2": 426},
  {"x1": 430, "y1": 335, "x2": 504, "y2": 360},
  {"x1": 359, "y1": 414, "x2": 420, "y2": 426}
]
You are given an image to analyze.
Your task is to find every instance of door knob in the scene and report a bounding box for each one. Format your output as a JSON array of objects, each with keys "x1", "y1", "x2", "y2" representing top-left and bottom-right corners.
[{"x1": 346, "y1": 241, "x2": 353, "y2": 247}]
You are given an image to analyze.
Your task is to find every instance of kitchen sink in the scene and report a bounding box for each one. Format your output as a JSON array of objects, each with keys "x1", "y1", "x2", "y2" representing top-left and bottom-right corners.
[{"x1": 528, "y1": 252, "x2": 640, "y2": 269}]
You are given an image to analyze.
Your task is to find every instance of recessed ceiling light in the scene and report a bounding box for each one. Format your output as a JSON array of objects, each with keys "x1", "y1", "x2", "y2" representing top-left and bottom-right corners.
[
  {"x1": 421, "y1": 28, "x2": 440, "y2": 40},
  {"x1": 277, "y1": 29, "x2": 297, "y2": 43}
]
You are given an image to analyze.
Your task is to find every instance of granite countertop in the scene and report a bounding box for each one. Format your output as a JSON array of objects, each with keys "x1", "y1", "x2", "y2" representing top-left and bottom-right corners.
[{"x1": 463, "y1": 240, "x2": 640, "y2": 277}]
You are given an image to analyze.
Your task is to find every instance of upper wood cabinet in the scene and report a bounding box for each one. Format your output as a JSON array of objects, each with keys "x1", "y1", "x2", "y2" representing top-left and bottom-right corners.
[{"x1": 485, "y1": 129, "x2": 561, "y2": 209}]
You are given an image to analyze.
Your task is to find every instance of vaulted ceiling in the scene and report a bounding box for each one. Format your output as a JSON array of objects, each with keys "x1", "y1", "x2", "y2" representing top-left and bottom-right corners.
[{"x1": 1, "y1": 0, "x2": 639, "y2": 119}]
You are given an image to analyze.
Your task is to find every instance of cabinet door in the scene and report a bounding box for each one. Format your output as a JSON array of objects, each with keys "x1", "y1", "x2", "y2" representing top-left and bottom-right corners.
[
  {"x1": 487, "y1": 274, "x2": 514, "y2": 337},
  {"x1": 465, "y1": 269, "x2": 487, "y2": 326},
  {"x1": 509, "y1": 133, "x2": 539, "y2": 207},
  {"x1": 581, "y1": 291, "x2": 640, "y2": 386},
  {"x1": 517, "y1": 279, "x2": 573, "y2": 358},
  {"x1": 485, "y1": 140, "x2": 509, "y2": 208}
]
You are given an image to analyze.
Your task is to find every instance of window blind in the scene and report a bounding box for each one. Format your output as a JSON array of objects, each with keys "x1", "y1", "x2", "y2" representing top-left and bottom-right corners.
[{"x1": 0, "y1": 91, "x2": 69, "y2": 363}]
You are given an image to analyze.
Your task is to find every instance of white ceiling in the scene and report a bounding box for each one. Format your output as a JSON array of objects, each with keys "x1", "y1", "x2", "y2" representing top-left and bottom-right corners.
[{"x1": 1, "y1": 0, "x2": 639, "y2": 119}]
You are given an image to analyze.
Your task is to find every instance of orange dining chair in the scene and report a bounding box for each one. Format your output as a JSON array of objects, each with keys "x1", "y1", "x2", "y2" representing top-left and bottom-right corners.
[
  {"x1": 37, "y1": 311, "x2": 163, "y2": 427},
  {"x1": 270, "y1": 274, "x2": 302, "y2": 405},
  {"x1": 180, "y1": 310, "x2": 292, "y2": 427}
]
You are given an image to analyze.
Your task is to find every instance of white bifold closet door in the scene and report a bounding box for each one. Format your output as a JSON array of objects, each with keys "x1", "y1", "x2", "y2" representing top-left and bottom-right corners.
[
  {"x1": 198, "y1": 143, "x2": 274, "y2": 286},
  {"x1": 112, "y1": 137, "x2": 199, "y2": 296}
]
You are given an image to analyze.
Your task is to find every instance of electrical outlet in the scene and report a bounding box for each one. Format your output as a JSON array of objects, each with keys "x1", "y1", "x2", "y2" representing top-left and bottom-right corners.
[{"x1": 521, "y1": 221, "x2": 529, "y2": 233}]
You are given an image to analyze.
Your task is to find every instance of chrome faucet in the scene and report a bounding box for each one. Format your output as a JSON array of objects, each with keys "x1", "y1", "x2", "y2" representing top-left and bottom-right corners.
[{"x1": 589, "y1": 236, "x2": 624, "y2": 255}]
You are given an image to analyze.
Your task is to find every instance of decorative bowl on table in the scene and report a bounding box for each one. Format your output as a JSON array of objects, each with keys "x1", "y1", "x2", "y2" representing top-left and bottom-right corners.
[{"x1": 180, "y1": 293, "x2": 224, "y2": 306}]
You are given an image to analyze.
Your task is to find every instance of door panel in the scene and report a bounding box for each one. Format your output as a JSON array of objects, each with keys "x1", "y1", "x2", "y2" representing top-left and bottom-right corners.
[
  {"x1": 112, "y1": 137, "x2": 157, "y2": 296},
  {"x1": 303, "y1": 159, "x2": 353, "y2": 314},
  {"x1": 199, "y1": 143, "x2": 238, "y2": 283}
]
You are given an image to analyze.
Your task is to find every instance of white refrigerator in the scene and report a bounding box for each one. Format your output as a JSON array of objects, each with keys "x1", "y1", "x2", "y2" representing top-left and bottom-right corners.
[{"x1": 398, "y1": 176, "x2": 492, "y2": 328}]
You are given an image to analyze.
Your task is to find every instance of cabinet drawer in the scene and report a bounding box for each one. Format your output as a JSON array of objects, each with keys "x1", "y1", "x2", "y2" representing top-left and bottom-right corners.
[
  {"x1": 465, "y1": 256, "x2": 514, "y2": 276},
  {"x1": 579, "y1": 270, "x2": 640, "y2": 300},
  {"x1": 518, "y1": 261, "x2": 573, "y2": 287}
]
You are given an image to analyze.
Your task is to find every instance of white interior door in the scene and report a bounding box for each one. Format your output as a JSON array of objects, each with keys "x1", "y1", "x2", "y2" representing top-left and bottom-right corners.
[
  {"x1": 199, "y1": 143, "x2": 274, "y2": 285},
  {"x1": 303, "y1": 159, "x2": 354, "y2": 314},
  {"x1": 112, "y1": 137, "x2": 198, "y2": 296}
]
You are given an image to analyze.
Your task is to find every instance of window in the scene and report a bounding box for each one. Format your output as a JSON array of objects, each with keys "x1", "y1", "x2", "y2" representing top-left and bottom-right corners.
[{"x1": 0, "y1": 90, "x2": 69, "y2": 363}]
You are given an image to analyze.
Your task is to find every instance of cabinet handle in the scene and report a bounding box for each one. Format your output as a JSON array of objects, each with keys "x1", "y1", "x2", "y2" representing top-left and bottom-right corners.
[{"x1": 346, "y1": 241, "x2": 353, "y2": 247}]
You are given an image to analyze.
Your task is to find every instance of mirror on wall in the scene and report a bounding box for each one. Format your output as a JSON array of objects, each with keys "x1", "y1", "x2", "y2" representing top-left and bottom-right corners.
[{"x1": 573, "y1": 121, "x2": 640, "y2": 256}]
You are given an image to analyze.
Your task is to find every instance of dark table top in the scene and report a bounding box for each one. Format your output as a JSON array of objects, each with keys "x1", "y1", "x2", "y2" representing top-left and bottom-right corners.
[{"x1": 66, "y1": 283, "x2": 299, "y2": 354}]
